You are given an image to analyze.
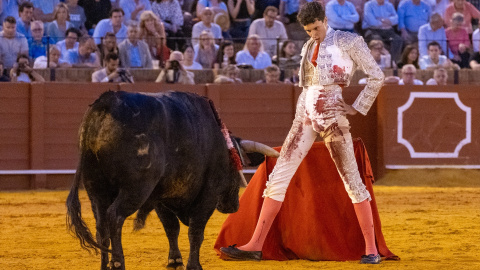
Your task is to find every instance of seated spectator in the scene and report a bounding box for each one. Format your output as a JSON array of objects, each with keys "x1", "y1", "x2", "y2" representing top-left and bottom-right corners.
[
  {"x1": 0, "y1": 16, "x2": 29, "y2": 68},
  {"x1": 367, "y1": 39, "x2": 391, "y2": 70},
  {"x1": 473, "y1": 28, "x2": 480, "y2": 53},
  {"x1": 256, "y1": 64, "x2": 281, "y2": 83},
  {"x1": 236, "y1": 34, "x2": 272, "y2": 69},
  {"x1": 139, "y1": 11, "x2": 170, "y2": 67},
  {"x1": 227, "y1": 0, "x2": 255, "y2": 41},
  {"x1": 78, "y1": 0, "x2": 112, "y2": 32},
  {"x1": 156, "y1": 50, "x2": 195, "y2": 84},
  {"x1": 182, "y1": 44, "x2": 203, "y2": 70},
  {"x1": 151, "y1": 0, "x2": 185, "y2": 50},
  {"x1": 31, "y1": 0, "x2": 60, "y2": 22},
  {"x1": 33, "y1": 45, "x2": 71, "y2": 68},
  {"x1": 399, "y1": 64, "x2": 423, "y2": 85},
  {"x1": 92, "y1": 8, "x2": 127, "y2": 45},
  {"x1": 0, "y1": 60, "x2": 11, "y2": 82},
  {"x1": 214, "y1": 11, "x2": 232, "y2": 40},
  {"x1": 66, "y1": 36, "x2": 100, "y2": 67},
  {"x1": 65, "y1": 0, "x2": 87, "y2": 33},
  {"x1": 0, "y1": 0, "x2": 20, "y2": 23},
  {"x1": 469, "y1": 40, "x2": 480, "y2": 69},
  {"x1": 397, "y1": 45, "x2": 419, "y2": 69},
  {"x1": 214, "y1": 40, "x2": 236, "y2": 69},
  {"x1": 426, "y1": 67, "x2": 448, "y2": 85},
  {"x1": 325, "y1": 0, "x2": 359, "y2": 33},
  {"x1": 29, "y1": 20, "x2": 54, "y2": 60},
  {"x1": 419, "y1": 41, "x2": 459, "y2": 70},
  {"x1": 9, "y1": 53, "x2": 45, "y2": 82},
  {"x1": 248, "y1": 6, "x2": 288, "y2": 57},
  {"x1": 118, "y1": 21, "x2": 153, "y2": 69},
  {"x1": 197, "y1": 0, "x2": 228, "y2": 16},
  {"x1": 192, "y1": 8, "x2": 222, "y2": 46},
  {"x1": 444, "y1": 0, "x2": 480, "y2": 35},
  {"x1": 362, "y1": 0, "x2": 402, "y2": 61},
  {"x1": 214, "y1": 64, "x2": 243, "y2": 83},
  {"x1": 92, "y1": 52, "x2": 134, "y2": 82},
  {"x1": 46, "y1": 3, "x2": 74, "y2": 43},
  {"x1": 432, "y1": 0, "x2": 449, "y2": 17},
  {"x1": 252, "y1": 0, "x2": 280, "y2": 20},
  {"x1": 194, "y1": 30, "x2": 218, "y2": 68},
  {"x1": 418, "y1": 13, "x2": 448, "y2": 58},
  {"x1": 446, "y1": 12, "x2": 471, "y2": 68},
  {"x1": 397, "y1": 0, "x2": 431, "y2": 45},
  {"x1": 284, "y1": 64, "x2": 300, "y2": 85},
  {"x1": 56, "y1": 27, "x2": 81, "y2": 62},
  {"x1": 272, "y1": 40, "x2": 301, "y2": 69},
  {"x1": 120, "y1": 0, "x2": 152, "y2": 23},
  {"x1": 97, "y1": 32, "x2": 119, "y2": 67},
  {"x1": 16, "y1": 2, "x2": 34, "y2": 39}
]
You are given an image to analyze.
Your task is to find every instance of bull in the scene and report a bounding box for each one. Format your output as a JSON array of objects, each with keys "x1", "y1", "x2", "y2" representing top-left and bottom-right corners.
[{"x1": 66, "y1": 90, "x2": 278, "y2": 270}]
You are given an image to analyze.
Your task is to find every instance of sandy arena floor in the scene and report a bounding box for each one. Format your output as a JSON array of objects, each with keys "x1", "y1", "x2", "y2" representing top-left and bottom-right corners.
[{"x1": 0, "y1": 170, "x2": 479, "y2": 270}]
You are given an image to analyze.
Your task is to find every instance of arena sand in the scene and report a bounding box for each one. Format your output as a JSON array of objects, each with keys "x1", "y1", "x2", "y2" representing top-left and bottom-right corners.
[{"x1": 0, "y1": 169, "x2": 479, "y2": 270}]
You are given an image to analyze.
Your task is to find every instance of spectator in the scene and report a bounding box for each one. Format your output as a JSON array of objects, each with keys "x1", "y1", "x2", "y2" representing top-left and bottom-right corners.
[
  {"x1": 214, "y1": 40, "x2": 236, "y2": 69},
  {"x1": 120, "y1": 0, "x2": 152, "y2": 23},
  {"x1": 196, "y1": 0, "x2": 228, "y2": 16},
  {"x1": 0, "y1": 60, "x2": 11, "y2": 81},
  {"x1": 284, "y1": 63, "x2": 299, "y2": 85},
  {"x1": 56, "y1": 27, "x2": 81, "y2": 62},
  {"x1": 248, "y1": 6, "x2": 288, "y2": 57},
  {"x1": 9, "y1": 53, "x2": 45, "y2": 82},
  {"x1": 93, "y1": 8, "x2": 128, "y2": 45},
  {"x1": 28, "y1": 20, "x2": 54, "y2": 60},
  {"x1": 194, "y1": 30, "x2": 218, "y2": 68},
  {"x1": 31, "y1": 0, "x2": 60, "y2": 22},
  {"x1": 16, "y1": 2, "x2": 34, "y2": 39},
  {"x1": 256, "y1": 64, "x2": 281, "y2": 83},
  {"x1": 214, "y1": 11, "x2": 232, "y2": 40},
  {"x1": 362, "y1": 0, "x2": 403, "y2": 61},
  {"x1": 419, "y1": 41, "x2": 458, "y2": 70},
  {"x1": 78, "y1": 0, "x2": 111, "y2": 32},
  {"x1": 0, "y1": 16, "x2": 29, "y2": 68},
  {"x1": 368, "y1": 39, "x2": 391, "y2": 70},
  {"x1": 192, "y1": 7, "x2": 222, "y2": 46},
  {"x1": 432, "y1": 0, "x2": 449, "y2": 17},
  {"x1": 46, "y1": 3, "x2": 74, "y2": 43},
  {"x1": 65, "y1": 0, "x2": 87, "y2": 33},
  {"x1": 417, "y1": 13, "x2": 449, "y2": 58},
  {"x1": 139, "y1": 10, "x2": 170, "y2": 67},
  {"x1": 118, "y1": 21, "x2": 153, "y2": 68},
  {"x1": 97, "y1": 32, "x2": 119, "y2": 66},
  {"x1": 397, "y1": 0, "x2": 431, "y2": 45},
  {"x1": 473, "y1": 28, "x2": 480, "y2": 52},
  {"x1": 272, "y1": 40, "x2": 301, "y2": 69},
  {"x1": 92, "y1": 52, "x2": 134, "y2": 82},
  {"x1": 33, "y1": 45, "x2": 71, "y2": 68},
  {"x1": 445, "y1": 0, "x2": 480, "y2": 34},
  {"x1": 66, "y1": 36, "x2": 100, "y2": 67},
  {"x1": 214, "y1": 64, "x2": 242, "y2": 83},
  {"x1": 182, "y1": 44, "x2": 202, "y2": 70},
  {"x1": 426, "y1": 67, "x2": 448, "y2": 85},
  {"x1": 446, "y1": 12, "x2": 471, "y2": 68},
  {"x1": 399, "y1": 64, "x2": 423, "y2": 85},
  {"x1": 236, "y1": 34, "x2": 272, "y2": 69},
  {"x1": 469, "y1": 40, "x2": 480, "y2": 69},
  {"x1": 227, "y1": 0, "x2": 255, "y2": 41},
  {"x1": 397, "y1": 45, "x2": 419, "y2": 69},
  {"x1": 252, "y1": 0, "x2": 280, "y2": 20},
  {"x1": 151, "y1": 0, "x2": 185, "y2": 50},
  {"x1": 325, "y1": 0, "x2": 360, "y2": 33},
  {"x1": 156, "y1": 50, "x2": 195, "y2": 84},
  {"x1": 0, "y1": 0, "x2": 20, "y2": 23}
]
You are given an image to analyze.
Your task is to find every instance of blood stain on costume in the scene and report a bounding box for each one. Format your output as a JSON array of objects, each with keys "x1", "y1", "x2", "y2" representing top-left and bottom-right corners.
[{"x1": 283, "y1": 124, "x2": 304, "y2": 161}]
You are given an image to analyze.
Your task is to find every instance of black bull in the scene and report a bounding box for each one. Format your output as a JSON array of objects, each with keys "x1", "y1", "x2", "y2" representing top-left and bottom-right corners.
[{"x1": 66, "y1": 91, "x2": 271, "y2": 270}]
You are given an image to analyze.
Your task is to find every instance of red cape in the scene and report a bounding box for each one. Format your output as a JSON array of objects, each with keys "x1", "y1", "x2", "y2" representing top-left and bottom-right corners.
[{"x1": 215, "y1": 139, "x2": 398, "y2": 261}]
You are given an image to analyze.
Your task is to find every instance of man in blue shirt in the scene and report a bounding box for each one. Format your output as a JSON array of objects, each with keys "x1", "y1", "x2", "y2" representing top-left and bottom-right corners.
[
  {"x1": 362, "y1": 0, "x2": 403, "y2": 62},
  {"x1": 118, "y1": 21, "x2": 153, "y2": 68},
  {"x1": 66, "y1": 36, "x2": 100, "y2": 67},
  {"x1": 93, "y1": 8, "x2": 128, "y2": 45},
  {"x1": 16, "y1": 2, "x2": 34, "y2": 39},
  {"x1": 417, "y1": 13, "x2": 449, "y2": 58},
  {"x1": 397, "y1": 0, "x2": 431, "y2": 45},
  {"x1": 326, "y1": 0, "x2": 359, "y2": 32}
]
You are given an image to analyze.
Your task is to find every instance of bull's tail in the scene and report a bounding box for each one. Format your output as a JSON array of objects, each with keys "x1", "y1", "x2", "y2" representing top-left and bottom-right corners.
[{"x1": 66, "y1": 162, "x2": 110, "y2": 254}]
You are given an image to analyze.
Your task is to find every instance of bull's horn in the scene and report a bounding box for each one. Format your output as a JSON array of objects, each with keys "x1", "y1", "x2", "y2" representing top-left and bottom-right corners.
[
  {"x1": 239, "y1": 171, "x2": 248, "y2": 187},
  {"x1": 240, "y1": 140, "x2": 280, "y2": 158}
]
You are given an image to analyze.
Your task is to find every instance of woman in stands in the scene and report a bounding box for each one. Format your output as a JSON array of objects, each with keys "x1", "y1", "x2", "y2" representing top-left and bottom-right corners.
[
  {"x1": 151, "y1": 0, "x2": 185, "y2": 50},
  {"x1": 182, "y1": 44, "x2": 203, "y2": 70},
  {"x1": 46, "y1": 3, "x2": 74, "y2": 43},
  {"x1": 195, "y1": 30, "x2": 218, "y2": 68},
  {"x1": 397, "y1": 44, "x2": 419, "y2": 69},
  {"x1": 272, "y1": 40, "x2": 301, "y2": 69},
  {"x1": 139, "y1": 10, "x2": 171, "y2": 68},
  {"x1": 214, "y1": 40, "x2": 236, "y2": 69}
]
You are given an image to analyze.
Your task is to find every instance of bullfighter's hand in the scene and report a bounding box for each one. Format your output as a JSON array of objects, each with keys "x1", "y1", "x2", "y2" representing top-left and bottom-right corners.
[{"x1": 336, "y1": 97, "x2": 357, "y2": 116}]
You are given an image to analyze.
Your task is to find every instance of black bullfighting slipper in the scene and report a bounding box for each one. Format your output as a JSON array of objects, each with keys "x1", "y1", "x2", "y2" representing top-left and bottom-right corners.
[
  {"x1": 360, "y1": 254, "x2": 381, "y2": 264},
  {"x1": 219, "y1": 244, "x2": 262, "y2": 261}
]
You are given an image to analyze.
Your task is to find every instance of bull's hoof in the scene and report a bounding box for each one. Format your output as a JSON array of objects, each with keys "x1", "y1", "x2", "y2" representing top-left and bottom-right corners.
[{"x1": 166, "y1": 258, "x2": 184, "y2": 270}]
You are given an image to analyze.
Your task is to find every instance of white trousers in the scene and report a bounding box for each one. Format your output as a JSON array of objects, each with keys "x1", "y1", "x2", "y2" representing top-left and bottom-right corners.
[{"x1": 263, "y1": 86, "x2": 371, "y2": 203}]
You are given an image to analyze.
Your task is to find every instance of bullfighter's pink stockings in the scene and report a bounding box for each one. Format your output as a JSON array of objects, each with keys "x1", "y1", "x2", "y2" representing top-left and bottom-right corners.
[{"x1": 354, "y1": 199, "x2": 378, "y2": 255}]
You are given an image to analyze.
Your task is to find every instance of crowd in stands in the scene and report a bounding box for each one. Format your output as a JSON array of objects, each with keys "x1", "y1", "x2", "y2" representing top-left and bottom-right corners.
[{"x1": 1, "y1": 0, "x2": 480, "y2": 85}]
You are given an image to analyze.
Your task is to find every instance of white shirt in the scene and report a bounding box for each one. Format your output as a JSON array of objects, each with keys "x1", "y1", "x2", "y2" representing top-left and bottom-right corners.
[
  {"x1": 399, "y1": 78, "x2": 424, "y2": 85},
  {"x1": 183, "y1": 61, "x2": 203, "y2": 70},
  {"x1": 235, "y1": 50, "x2": 272, "y2": 69},
  {"x1": 191, "y1": 22, "x2": 223, "y2": 46},
  {"x1": 248, "y1": 18, "x2": 288, "y2": 57},
  {"x1": 473, "y1": 29, "x2": 480, "y2": 53}
]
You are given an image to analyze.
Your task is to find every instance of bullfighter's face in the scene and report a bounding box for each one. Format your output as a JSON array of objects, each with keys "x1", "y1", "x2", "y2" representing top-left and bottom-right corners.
[{"x1": 303, "y1": 18, "x2": 328, "y2": 43}]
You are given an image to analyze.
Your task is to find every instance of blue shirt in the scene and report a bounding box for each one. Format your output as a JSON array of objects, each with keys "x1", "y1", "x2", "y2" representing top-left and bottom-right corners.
[
  {"x1": 92, "y1": 18, "x2": 128, "y2": 44},
  {"x1": 417, "y1": 23, "x2": 448, "y2": 57},
  {"x1": 326, "y1": 0, "x2": 359, "y2": 30},
  {"x1": 66, "y1": 49, "x2": 98, "y2": 65},
  {"x1": 235, "y1": 50, "x2": 272, "y2": 69},
  {"x1": 0, "y1": 0, "x2": 20, "y2": 22},
  {"x1": 31, "y1": 0, "x2": 60, "y2": 15},
  {"x1": 120, "y1": 0, "x2": 152, "y2": 22},
  {"x1": 362, "y1": 0, "x2": 398, "y2": 29},
  {"x1": 16, "y1": 20, "x2": 32, "y2": 39},
  {"x1": 397, "y1": 0, "x2": 431, "y2": 32},
  {"x1": 129, "y1": 45, "x2": 142, "y2": 67},
  {"x1": 281, "y1": 0, "x2": 313, "y2": 15},
  {"x1": 198, "y1": 0, "x2": 228, "y2": 12},
  {"x1": 28, "y1": 36, "x2": 55, "y2": 60},
  {"x1": 418, "y1": 55, "x2": 448, "y2": 70}
]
